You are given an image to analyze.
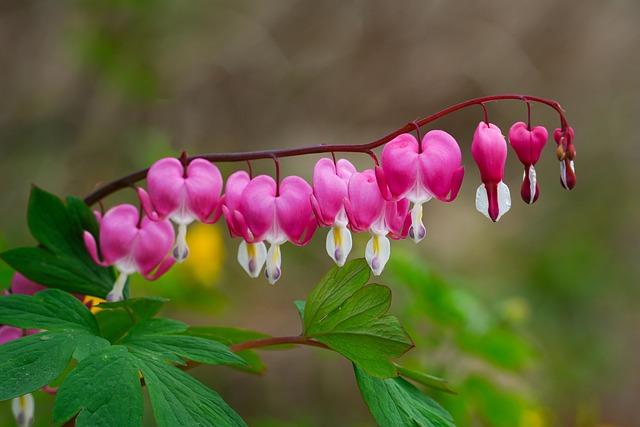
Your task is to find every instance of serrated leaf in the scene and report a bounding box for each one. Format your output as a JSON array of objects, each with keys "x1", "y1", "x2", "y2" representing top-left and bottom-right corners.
[
  {"x1": 396, "y1": 366, "x2": 456, "y2": 395},
  {"x1": 354, "y1": 365, "x2": 455, "y2": 427},
  {"x1": 99, "y1": 297, "x2": 168, "y2": 321},
  {"x1": 53, "y1": 346, "x2": 143, "y2": 427},
  {"x1": 0, "y1": 332, "x2": 76, "y2": 400},
  {"x1": 135, "y1": 357, "x2": 247, "y2": 427},
  {"x1": 0, "y1": 289, "x2": 98, "y2": 334},
  {"x1": 303, "y1": 258, "x2": 370, "y2": 331},
  {"x1": 305, "y1": 279, "x2": 413, "y2": 378}
]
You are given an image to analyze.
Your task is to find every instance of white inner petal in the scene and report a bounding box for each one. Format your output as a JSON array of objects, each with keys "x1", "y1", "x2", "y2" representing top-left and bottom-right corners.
[
  {"x1": 170, "y1": 190, "x2": 195, "y2": 225},
  {"x1": 496, "y1": 181, "x2": 511, "y2": 221},
  {"x1": 173, "y1": 223, "x2": 189, "y2": 263},
  {"x1": 409, "y1": 203, "x2": 426, "y2": 243},
  {"x1": 107, "y1": 272, "x2": 128, "y2": 302},
  {"x1": 528, "y1": 165, "x2": 537, "y2": 204},
  {"x1": 326, "y1": 225, "x2": 352, "y2": 267},
  {"x1": 475, "y1": 183, "x2": 489, "y2": 219},
  {"x1": 237, "y1": 240, "x2": 267, "y2": 278},
  {"x1": 560, "y1": 161, "x2": 568, "y2": 188},
  {"x1": 265, "y1": 243, "x2": 282, "y2": 285},
  {"x1": 365, "y1": 233, "x2": 391, "y2": 276},
  {"x1": 12, "y1": 393, "x2": 34, "y2": 427}
]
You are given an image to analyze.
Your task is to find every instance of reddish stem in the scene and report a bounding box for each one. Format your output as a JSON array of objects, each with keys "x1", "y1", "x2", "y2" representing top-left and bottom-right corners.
[
  {"x1": 230, "y1": 335, "x2": 329, "y2": 352},
  {"x1": 83, "y1": 94, "x2": 569, "y2": 205}
]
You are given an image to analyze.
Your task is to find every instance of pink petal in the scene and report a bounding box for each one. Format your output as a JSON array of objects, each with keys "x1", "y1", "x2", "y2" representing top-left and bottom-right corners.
[
  {"x1": 471, "y1": 121, "x2": 507, "y2": 184},
  {"x1": 0, "y1": 326, "x2": 22, "y2": 345},
  {"x1": 347, "y1": 169, "x2": 385, "y2": 232},
  {"x1": 10, "y1": 273, "x2": 45, "y2": 295},
  {"x1": 312, "y1": 158, "x2": 351, "y2": 225},
  {"x1": 146, "y1": 158, "x2": 185, "y2": 219},
  {"x1": 277, "y1": 176, "x2": 315, "y2": 243},
  {"x1": 419, "y1": 130, "x2": 464, "y2": 201},
  {"x1": 184, "y1": 159, "x2": 223, "y2": 222},
  {"x1": 380, "y1": 134, "x2": 420, "y2": 200},
  {"x1": 386, "y1": 199, "x2": 411, "y2": 239},
  {"x1": 223, "y1": 171, "x2": 251, "y2": 236},
  {"x1": 136, "y1": 188, "x2": 159, "y2": 221},
  {"x1": 508, "y1": 122, "x2": 548, "y2": 166},
  {"x1": 98, "y1": 204, "x2": 140, "y2": 264},
  {"x1": 132, "y1": 217, "x2": 175, "y2": 276},
  {"x1": 239, "y1": 175, "x2": 277, "y2": 241}
]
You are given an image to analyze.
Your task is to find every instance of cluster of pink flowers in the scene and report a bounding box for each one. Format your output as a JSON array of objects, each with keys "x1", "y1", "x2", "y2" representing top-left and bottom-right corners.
[{"x1": 84, "y1": 121, "x2": 575, "y2": 299}]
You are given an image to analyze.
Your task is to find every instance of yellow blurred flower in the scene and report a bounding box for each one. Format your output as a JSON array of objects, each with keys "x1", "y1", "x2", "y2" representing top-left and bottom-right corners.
[
  {"x1": 520, "y1": 409, "x2": 546, "y2": 427},
  {"x1": 183, "y1": 223, "x2": 225, "y2": 286}
]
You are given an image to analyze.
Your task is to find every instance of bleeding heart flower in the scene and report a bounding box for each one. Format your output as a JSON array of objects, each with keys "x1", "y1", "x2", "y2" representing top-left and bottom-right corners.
[
  {"x1": 232, "y1": 175, "x2": 316, "y2": 284},
  {"x1": 11, "y1": 393, "x2": 34, "y2": 427},
  {"x1": 345, "y1": 169, "x2": 410, "y2": 276},
  {"x1": 222, "y1": 171, "x2": 267, "y2": 279},
  {"x1": 553, "y1": 126, "x2": 576, "y2": 190},
  {"x1": 84, "y1": 204, "x2": 175, "y2": 301},
  {"x1": 311, "y1": 158, "x2": 357, "y2": 266},
  {"x1": 472, "y1": 121, "x2": 511, "y2": 222},
  {"x1": 376, "y1": 130, "x2": 464, "y2": 243},
  {"x1": 10, "y1": 273, "x2": 45, "y2": 296},
  {"x1": 509, "y1": 122, "x2": 548, "y2": 204},
  {"x1": 138, "y1": 157, "x2": 223, "y2": 263}
]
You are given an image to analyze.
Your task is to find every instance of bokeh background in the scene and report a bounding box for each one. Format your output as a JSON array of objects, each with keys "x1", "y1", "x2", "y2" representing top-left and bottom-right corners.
[{"x1": 1, "y1": 0, "x2": 639, "y2": 426}]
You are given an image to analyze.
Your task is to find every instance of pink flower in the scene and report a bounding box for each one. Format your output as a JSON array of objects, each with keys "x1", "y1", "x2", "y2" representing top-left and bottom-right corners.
[
  {"x1": 231, "y1": 175, "x2": 317, "y2": 284},
  {"x1": 471, "y1": 121, "x2": 511, "y2": 222},
  {"x1": 553, "y1": 126, "x2": 576, "y2": 190},
  {"x1": 10, "y1": 273, "x2": 45, "y2": 296},
  {"x1": 509, "y1": 122, "x2": 548, "y2": 204},
  {"x1": 311, "y1": 158, "x2": 357, "y2": 266},
  {"x1": 83, "y1": 204, "x2": 175, "y2": 301},
  {"x1": 221, "y1": 171, "x2": 267, "y2": 279},
  {"x1": 344, "y1": 169, "x2": 410, "y2": 276},
  {"x1": 376, "y1": 130, "x2": 464, "y2": 242},
  {"x1": 137, "y1": 157, "x2": 223, "y2": 262}
]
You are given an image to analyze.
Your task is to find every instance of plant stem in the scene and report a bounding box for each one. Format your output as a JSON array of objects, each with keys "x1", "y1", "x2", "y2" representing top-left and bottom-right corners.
[
  {"x1": 230, "y1": 335, "x2": 329, "y2": 352},
  {"x1": 83, "y1": 93, "x2": 569, "y2": 205}
]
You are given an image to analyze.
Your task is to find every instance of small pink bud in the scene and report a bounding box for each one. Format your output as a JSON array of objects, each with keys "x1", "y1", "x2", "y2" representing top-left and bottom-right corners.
[
  {"x1": 508, "y1": 121, "x2": 548, "y2": 204},
  {"x1": 553, "y1": 127, "x2": 576, "y2": 190}
]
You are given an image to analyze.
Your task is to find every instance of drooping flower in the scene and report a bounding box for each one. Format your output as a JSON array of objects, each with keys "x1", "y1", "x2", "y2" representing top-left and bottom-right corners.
[
  {"x1": 138, "y1": 157, "x2": 223, "y2": 262},
  {"x1": 221, "y1": 171, "x2": 267, "y2": 279},
  {"x1": 310, "y1": 158, "x2": 357, "y2": 266},
  {"x1": 471, "y1": 121, "x2": 511, "y2": 222},
  {"x1": 83, "y1": 204, "x2": 175, "y2": 301},
  {"x1": 376, "y1": 130, "x2": 464, "y2": 243},
  {"x1": 508, "y1": 122, "x2": 548, "y2": 204},
  {"x1": 11, "y1": 393, "x2": 34, "y2": 427},
  {"x1": 345, "y1": 169, "x2": 410, "y2": 275},
  {"x1": 232, "y1": 175, "x2": 317, "y2": 284},
  {"x1": 553, "y1": 126, "x2": 576, "y2": 190}
]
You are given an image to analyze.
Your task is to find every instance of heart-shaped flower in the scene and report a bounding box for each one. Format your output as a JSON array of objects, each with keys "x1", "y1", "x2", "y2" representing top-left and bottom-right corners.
[
  {"x1": 138, "y1": 157, "x2": 223, "y2": 262},
  {"x1": 311, "y1": 158, "x2": 357, "y2": 266},
  {"x1": 509, "y1": 121, "x2": 548, "y2": 204},
  {"x1": 345, "y1": 169, "x2": 410, "y2": 276},
  {"x1": 84, "y1": 204, "x2": 175, "y2": 301},
  {"x1": 376, "y1": 130, "x2": 464, "y2": 242},
  {"x1": 471, "y1": 121, "x2": 511, "y2": 222},
  {"x1": 553, "y1": 126, "x2": 576, "y2": 190}
]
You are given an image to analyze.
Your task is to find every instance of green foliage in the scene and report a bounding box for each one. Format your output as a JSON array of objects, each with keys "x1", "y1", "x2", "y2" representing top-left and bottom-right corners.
[
  {"x1": 354, "y1": 365, "x2": 455, "y2": 427},
  {"x1": 0, "y1": 187, "x2": 115, "y2": 298},
  {"x1": 302, "y1": 259, "x2": 413, "y2": 378},
  {"x1": 395, "y1": 366, "x2": 456, "y2": 395}
]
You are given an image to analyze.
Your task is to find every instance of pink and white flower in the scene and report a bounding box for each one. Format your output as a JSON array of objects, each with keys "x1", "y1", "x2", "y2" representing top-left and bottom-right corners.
[
  {"x1": 471, "y1": 121, "x2": 511, "y2": 222},
  {"x1": 84, "y1": 204, "x2": 175, "y2": 301},
  {"x1": 310, "y1": 158, "x2": 357, "y2": 266},
  {"x1": 508, "y1": 122, "x2": 548, "y2": 204},
  {"x1": 376, "y1": 130, "x2": 464, "y2": 242},
  {"x1": 138, "y1": 157, "x2": 223, "y2": 262},
  {"x1": 553, "y1": 126, "x2": 577, "y2": 190},
  {"x1": 222, "y1": 171, "x2": 268, "y2": 279},
  {"x1": 345, "y1": 169, "x2": 410, "y2": 276},
  {"x1": 228, "y1": 175, "x2": 317, "y2": 284}
]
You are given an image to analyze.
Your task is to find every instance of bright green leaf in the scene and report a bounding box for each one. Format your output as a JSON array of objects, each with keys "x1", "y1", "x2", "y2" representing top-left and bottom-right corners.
[
  {"x1": 53, "y1": 346, "x2": 143, "y2": 427},
  {"x1": 396, "y1": 366, "x2": 456, "y2": 395},
  {"x1": 293, "y1": 300, "x2": 306, "y2": 321},
  {"x1": 354, "y1": 365, "x2": 455, "y2": 427}
]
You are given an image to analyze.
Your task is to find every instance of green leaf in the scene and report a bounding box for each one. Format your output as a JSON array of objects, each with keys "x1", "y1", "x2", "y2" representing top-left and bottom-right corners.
[
  {"x1": 0, "y1": 332, "x2": 76, "y2": 400},
  {"x1": 95, "y1": 309, "x2": 135, "y2": 343},
  {"x1": 28, "y1": 186, "x2": 79, "y2": 256},
  {"x1": 72, "y1": 334, "x2": 111, "y2": 362},
  {"x1": 354, "y1": 365, "x2": 455, "y2": 427},
  {"x1": 293, "y1": 300, "x2": 306, "y2": 321},
  {"x1": 396, "y1": 366, "x2": 456, "y2": 395},
  {"x1": 124, "y1": 319, "x2": 248, "y2": 368},
  {"x1": 99, "y1": 296, "x2": 168, "y2": 321},
  {"x1": 0, "y1": 289, "x2": 98, "y2": 334},
  {"x1": 457, "y1": 328, "x2": 534, "y2": 371},
  {"x1": 135, "y1": 356, "x2": 247, "y2": 427},
  {"x1": 305, "y1": 278, "x2": 413, "y2": 378},
  {"x1": 53, "y1": 346, "x2": 143, "y2": 427},
  {"x1": 303, "y1": 258, "x2": 370, "y2": 332}
]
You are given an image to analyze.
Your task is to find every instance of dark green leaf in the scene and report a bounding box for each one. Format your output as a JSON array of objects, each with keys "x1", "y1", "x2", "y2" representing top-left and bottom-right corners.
[
  {"x1": 28, "y1": 186, "x2": 78, "y2": 256},
  {"x1": 53, "y1": 346, "x2": 143, "y2": 427},
  {"x1": 95, "y1": 309, "x2": 135, "y2": 343},
  {"x1": 396, "y1": 366, "x2": 456, "y2": 395},
  {"x1": 99, "y1": 297, "x2": 168, "y2": 321},
  {"x1": 128, "y1": 318, "x2": 187, "y2": 335},
  {"x1": 354, "y1": 365, "x2": 455, "y2": 427},
  {"x1": 303, "y1": 258, "x2": 370, "y2": 332},
  {"x1": 66, "y1": 196, "x2": 100, "y2": 241},
  {"x1": 0, "y1": 332, "x2": 76, "y2": 400},
  {"x1": 135, "y1": 357, "x2": 247, "y2": 427},
  {"x1": 0, "y1": 289, "x2": 98, "y2": 334},
  {"x1": 72, "y1": 334, "x2": 111, "y2": 362}
]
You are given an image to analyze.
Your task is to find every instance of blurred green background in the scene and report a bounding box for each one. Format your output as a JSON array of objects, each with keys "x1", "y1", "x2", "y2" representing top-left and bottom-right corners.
[{"x1": 0, "y1": 1, "x2": 638, "y2": 426}]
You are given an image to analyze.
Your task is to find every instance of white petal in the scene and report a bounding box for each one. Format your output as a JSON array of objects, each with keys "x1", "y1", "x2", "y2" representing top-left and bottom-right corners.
[
  {"x1": 12, "y1": 393, "x2": 34, "y2": 427},
  {"x1": 237, "y1": 241, "x2": 267, "y2": 278},
  {"x1": 475, "y1": 183, "x2": 489, "y2": 219},
  {"x1": 265, "y1": 243, "x2": 282, "y2": 285},
  {"x1": 326, "y1": 225, "x2": 352, "y2": 267},
  {"x1": 172, "y1": 223, "x2": 189, "y2": 263},
  {"x1": 409, "y1": 203, "x2": 426, "y2": 243},
  {"x1": 528, "y1": 165, "x2": 537, "y2": 204},
  {"x1": 107, "y1": 273, "x2": 128, "y2": 302},
  {"x1": 560, "y1": 161, "x2": 567, "y2": 188},
  {"x1": 496, "y1": 181, "x2": 511, "y2": 221},
  {"x1": 365, "y1": 233, "x2": 391, "y2": 276}
]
